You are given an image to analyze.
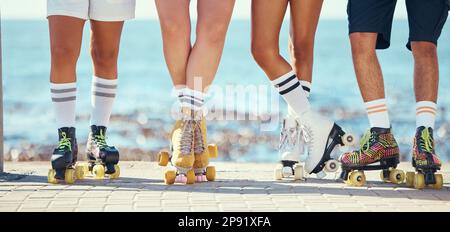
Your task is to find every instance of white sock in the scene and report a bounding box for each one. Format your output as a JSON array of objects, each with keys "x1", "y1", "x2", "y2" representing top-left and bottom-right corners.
[
  {"x1": 287, "y1": 80, "x2": 311, "y2": 118},
  {"x1": 51, "y1": 82, "x2": 77, "y2": 128},
  {"x1": 272, "y1": 70, "x2": 310, "y2": 117},
  {"x1": 180, "y1": 88, "x2": 206, "y2": 112},
  {"x1": 365, "y1": 98, "x2": 390, "y2": 128},
  {"x1": 416, "y1": 101, "x2": 437, "y2": 129},
  {"x1": 90, "y1": 76, "x2": 117, "y2": 127}
]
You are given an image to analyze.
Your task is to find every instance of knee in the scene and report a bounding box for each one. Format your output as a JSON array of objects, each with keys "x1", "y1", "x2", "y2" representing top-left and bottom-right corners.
[
  {"x1": 349, "y1": 32, "x2": 377, "y2": 57},
  {"x1": 160, "y1": 20, "x2": 189, "y2": 38},
  {"x1": 196, "y1": 22, "x2": 229, "y2": 45},
  {"x1": 91, "y1": 46, "x2": 118, "y2": 71},
  {"x1": 51, "y1": 45, "x2": 79, "y2": 66},
  {"x1": 291, "y1": 37, "x2": 315, "y2": 61},
  {"x1": 251, "y1": 43, "x2": 278, "y2": 68},
  {"x1": 411, "y1": 41, "x2": 437, "y2": 59}
]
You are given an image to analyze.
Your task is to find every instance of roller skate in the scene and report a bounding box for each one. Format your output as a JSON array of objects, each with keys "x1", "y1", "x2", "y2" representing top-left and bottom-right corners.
[
  {"x1": 274, "y1": 116, "x2": 305, "y2": 181},
  {"x1": 406, "y1": 127, "x2": 443, "y2": 190},
  {"x1": 158, "y1": 107, "x2": 196, "y2": 185},
  {"x1": 192, "y1": 112, "x2": 218, "y2": 182},
  {"x1": 48, "y1": 127, "x2": 82, "y2": 184},
  {"x1": 339, "y1": 127, "x2": 405, "y2": 187},
  {"x1": 298, "y1": 110, "x2": 355, "y2": 178},
  {"x1": 84, "y1": 125, "x2": 120, "y2": 179}
]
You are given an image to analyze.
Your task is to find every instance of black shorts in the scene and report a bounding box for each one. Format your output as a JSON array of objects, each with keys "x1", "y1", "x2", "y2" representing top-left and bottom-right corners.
[{"x1": 347, "y1": 0, "x2": 449, "y2": 50}]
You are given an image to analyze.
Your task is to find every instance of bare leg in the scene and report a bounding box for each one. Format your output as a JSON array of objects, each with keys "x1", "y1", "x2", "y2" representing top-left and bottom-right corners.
[
  {"x1": 155, "y1": 0, "x2": 191, "y2": 88},
  {"x1": 186, "y1": 0, "x2": 235, "y2": 92},
  {"x1": 350, "y1": 32, "x2": 385, "y2": 102},
  {"x1": 49, "y1": 16, "x2": 85, "y2": 83},
  {"x1": 90, "y1": 20, "x2": 124, "y2": 79},
  {"x1": 288, "y1": 0, "x2": 323, "y2": 83},
  {"x1": 251, "y1": 0, "x2": 291, "y2": 80},
  {"x1": 411, "y1": 42, "x2": 439, "y2": 102}
]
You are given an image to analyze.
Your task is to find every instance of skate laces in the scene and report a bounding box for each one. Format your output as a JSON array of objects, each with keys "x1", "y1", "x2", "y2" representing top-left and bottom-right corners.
[
  {"x1": 359, "y1": 130, "x2": 374, "y2": 154},
  {"x1": 279, "y1": 125, "x2": 298, "y2": 152},
  {"x1": 179, "y1": 119, "x2": 194, "y2": 154},
  {"x1": 419, "y1": 128, "x2": 434, "y2": 153},
  {"x1": 57, "y1": 132, "x2": 72, "y2": 151},
  {"x1": 193, "y1": 120, "x2": 205, "y2": 154},
  {"x1": 94, "y1": 129, "x2": 108, "y2": 149}
]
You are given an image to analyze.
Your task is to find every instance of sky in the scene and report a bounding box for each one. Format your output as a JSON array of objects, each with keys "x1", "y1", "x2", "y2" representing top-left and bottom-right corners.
[{"x1": 1, "y1": 0, "x2": 408, "y2": 20}]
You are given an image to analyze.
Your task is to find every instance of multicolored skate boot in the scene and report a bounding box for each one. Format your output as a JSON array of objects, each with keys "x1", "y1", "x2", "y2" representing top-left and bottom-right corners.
[
  {"x1": 339, "y1": 127, "x2": 404, "y2": 186},
  {"x1": 158, "y1": 107, "x2": 196, "y2": 185},
  {"x1": 298, "y1": 110, "x2": 355, "y2": 179},
  {"x1": 85, "y1": 125, "x2": 120, "y2": 179},
  {"x1": 192, "y1": 112, "x2": 218, "y2": 182},
  {"x1": 274, "y1": 115, "x2": 305, "y2": 180},
  {"x1": 406, "y1": 126, "x2": 443, "y2": 189},
  {"x1": 48, "y1": 127, "x2": 79, "y2": 184}
]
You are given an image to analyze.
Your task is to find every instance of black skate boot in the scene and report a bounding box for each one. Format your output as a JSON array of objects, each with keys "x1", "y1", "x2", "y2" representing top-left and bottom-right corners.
[
  {"x1": 48, "y1": 127, "x2": 78, "y2": 184},
  {"x1": 86, "y1": 125, "x2": 120, "y2": 179}
]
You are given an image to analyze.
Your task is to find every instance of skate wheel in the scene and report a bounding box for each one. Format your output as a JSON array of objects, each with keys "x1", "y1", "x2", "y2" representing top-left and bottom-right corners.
[
  {"x1": 186, "y1": 170, "x2": 195, "y2": 185},
  {"x1": 207, "y1": 144, "x2": 218, "y2": 158},
  {"x1": 324, "y1": 160, "x2": 340, "y2": 173},
  {"x1": 93, "y1": 164, "x2": 105, "y2": 179},
  {"x1": 282, "y1": 166, "x2": 293, "y2": 178},
  {"x1": 164, "y1": 170, "x2": 176, "y2": 185},
  {"x1": 110, "y1": 165, "x2": 120, "y2": 179},
  {"x1": 342, "y1": 133, "x2": 356, "y2": 146},
  {"x1": 414, "y1": 173, "x2": 425, "y2": 190},
  {"x1": 158, "y1": 150, "x2": 170, "y2": 166},
  {"x1": 389, "y1": 169, "x2": 405, "y2": 184},
  {"x1": 75, "y1": 164, "x2": 85, "y2": 180},
  {"x1": 274, "y1": 166, "x2": 283, "y2": 180},
  {"x1": 430, "y1": 174, "x2": 443, "y2": 190},
  {"x1": 47, "y1": 169, "x2": 58, "y2": 184},
  {"x1": 64, "y1": 169, "x2": 76, "y2": 184},
  {"x1": 406, "y1": 172, "x2": 415, "y2": 187},
  {"x1": 348, "y1": 171, "x2": 366, "y2": 187},
  {"x1": 293, "y1": 164, "x2": 303, "y2": 180},
  {"x1": 379, "y1": 170, "x2": 388, "y2": 182},
  {"x1": 206, "y1": 166, "x2": 216, "y2": 181}
]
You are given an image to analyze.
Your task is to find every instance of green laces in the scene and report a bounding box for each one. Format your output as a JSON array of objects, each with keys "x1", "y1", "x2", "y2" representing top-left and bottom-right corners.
[
  {"x1": 57, "y1": 132, "x2": 72, "y2": 151},
  {"x1": 94, "y1": 129, "x2": 108, "y2": 149},
  {"x1": 359, "y1": 130, "x2": 373, "y2": 153},
  {"x1": 419, "y1": 128, "x2": 433, "y2": 153}
]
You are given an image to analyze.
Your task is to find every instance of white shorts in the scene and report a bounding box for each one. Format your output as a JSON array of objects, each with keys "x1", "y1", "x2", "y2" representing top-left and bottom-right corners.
[{"x1": 47, "y1": 0, "x2": 136, "y2": 21}]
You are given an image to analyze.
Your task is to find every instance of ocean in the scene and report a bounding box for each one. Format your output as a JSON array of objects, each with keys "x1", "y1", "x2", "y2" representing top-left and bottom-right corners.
[{"x1": 2, "y1": 19, "x2": 450, "y2": 162}]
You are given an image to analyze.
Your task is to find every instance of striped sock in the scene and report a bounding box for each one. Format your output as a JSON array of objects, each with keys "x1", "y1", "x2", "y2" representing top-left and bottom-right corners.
[
  {"x1": 180, "y1": 88, "x2": 206, "y2": 112},
  {"x1": 51, "y1": 82, "x2": 77, "y2": 128},
  {"x1": 365, "y1": 98, "x2": 390, "y2": 128},
  {"x1": 90, "y1": 76, "x2": 117, "y2": 127},
  {"x1": 272, "y1": 70, "x2": 310, "y2": 117},
  {"x1": 416, "y1": 101, "x2": 437, "y2": 129},
  {"x1": 287, "y1": 80, "x2": 311, "y2": 118}
]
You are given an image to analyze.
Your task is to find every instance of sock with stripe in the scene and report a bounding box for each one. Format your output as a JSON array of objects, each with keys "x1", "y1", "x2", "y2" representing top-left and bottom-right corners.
[
  {"x1": 51, "y1": 82, "x2": 77, "y2": 128},
  {"x1": 416, "y1": 101, "x2": 437, "y2": 129},
  {"x1": 272, "y1": 70, "x2": 310, "y2": 117},
  {"x1": 365, "y1": 98, "x2": 390, "y2": 128},
  {"x1": 90, "y1": 76, "x2": 117, "y2": 127},
  {"x1": 180, "y1": 88, "x2": 206, "y2": 112},
  {"x1": 288, "y1": 80, "x2": 311, "y2": 118}
]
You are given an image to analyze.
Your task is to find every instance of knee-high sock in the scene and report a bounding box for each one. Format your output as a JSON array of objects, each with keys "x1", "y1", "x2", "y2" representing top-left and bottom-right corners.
[
  {"x1": 90, "y1": 76, "x2": 117, "y2": 127},
  {"x1": 51, "y1": 82, "x2": 77, "y2": 128},
  {"x1": 288, "y1": 80, "x2": 311, "y2": 118},
  {"x1": 272, "y1": 70, "x2": 310, "y2": 117}
]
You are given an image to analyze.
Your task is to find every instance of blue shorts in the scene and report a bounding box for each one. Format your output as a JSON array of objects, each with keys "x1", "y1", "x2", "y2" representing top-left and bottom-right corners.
[{"x1": 347, "y1": 0, "x2": 449, "y2": 50}]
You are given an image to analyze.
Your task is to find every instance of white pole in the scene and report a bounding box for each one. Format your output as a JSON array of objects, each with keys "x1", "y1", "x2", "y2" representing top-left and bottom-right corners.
[{"x1": 0, "y1": 12, "x2": 4, "y2": 173}]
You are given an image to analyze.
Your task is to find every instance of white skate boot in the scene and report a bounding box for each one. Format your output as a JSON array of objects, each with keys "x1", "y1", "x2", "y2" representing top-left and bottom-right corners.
[
  {"x1": 298, "y1": 110, "x2": 355, "y2": 178},
  {"x1": 274, "y1": 115, "x2": 306, "y2": 181}
]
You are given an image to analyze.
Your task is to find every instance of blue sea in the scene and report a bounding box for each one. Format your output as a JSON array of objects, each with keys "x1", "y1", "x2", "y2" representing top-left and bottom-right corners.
[{"x1": 2, "y1": 19, "x2": 450, "y2": 162}]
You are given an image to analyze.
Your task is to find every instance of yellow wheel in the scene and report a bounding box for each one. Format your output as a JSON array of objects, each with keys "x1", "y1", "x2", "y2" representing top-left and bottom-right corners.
[
  {"x1": 406, "y1": 172, "x2": 415, "y2": 187},
  {"x1": 93, "y1": 164, "x2": 105, "y2": 179},
  {"x1": 208, "y1": 144, "x2": 218, "y2": 158},
  {"x1": 64, "y1": 169, "x2": 76, "y2": 184},
  {"x1": 414, "y1": 173, "x2": 425, "y2": 190},
  {"x1": 186, "y1": 169, "x2": 195, "y2": 185},
  {"x1": 158, "y1": 150, "x2": 170, "y2": 166},
  {"x1": 75, "y1": 164, "x2": 85, "y2": 180},
  {"x1": 47, "y1": 169, "x2": 58, "y2": 184},
  {"x1": 430, "y1": 174, "x2": 443, "y2": 190},
  {"x1": 164, "y1": 170, "x2": 176, "y2": 185},
  {"x1": 389, "y1": 169, "x2": 405, "y2": 184},
  {"x1": 110, "y1": 165, "x2": 120, "y2": 179},
  {"x1": 206, "y1": 166, "x2": 216, "y2": 181},
  {"x1": 349, "y1": 171, "x2": 366, "y2": 187}
]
